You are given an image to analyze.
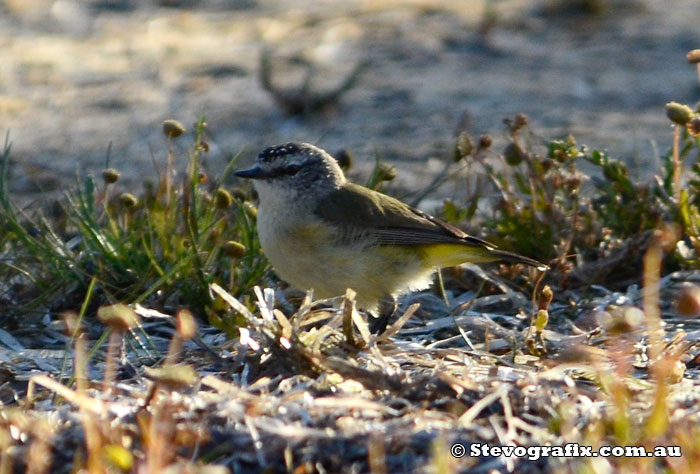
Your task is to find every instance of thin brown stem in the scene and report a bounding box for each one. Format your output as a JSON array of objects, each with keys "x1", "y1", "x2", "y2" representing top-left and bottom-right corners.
[
  {"x1": 672, "y1": 124, "x2": 681, "y2": 201},
  {"x1": 74, "y1": 330, "x2": 87, "y2": 394},
  {"x1": 164, "y1": 335, "x2": 183, "y2": 366},
  {"x1": 102, "y1": 331, "x2": 120, "y2": 394},
  {"x1": 643, "y1": 241, "x2": 663, "y2": 363}
]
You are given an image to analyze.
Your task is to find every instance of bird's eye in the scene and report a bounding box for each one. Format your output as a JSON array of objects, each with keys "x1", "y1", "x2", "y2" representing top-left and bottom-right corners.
[
  {"x1": 268, "y1": 163, "x2": 303, "y2": 179},
  {"x1": 282, "y1": 164, "x2": 303, "y2": 176}
]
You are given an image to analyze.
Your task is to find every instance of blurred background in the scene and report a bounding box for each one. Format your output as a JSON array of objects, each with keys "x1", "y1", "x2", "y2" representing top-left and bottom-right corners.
[{"x1": 1, "y1": 0, "x2": 699, "y2": 200}]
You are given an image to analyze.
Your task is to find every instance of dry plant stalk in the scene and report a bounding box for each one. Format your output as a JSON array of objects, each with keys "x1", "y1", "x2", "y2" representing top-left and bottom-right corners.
[
  {"x1": 24, "y1": 420, "x2": 52, "y2": 474},
  {"x1": 63, "y1": 312, "x2": 106, "y2": 471},
  {"x1": 672, "y1": 124, "x2": 682, "y2": 202},
  {"x1": 164, "y1": 309, "x2": 197, "y2": 366},
  {"x1": 342, "y1": 288, "x2": 358, "y2": 347},
  {"x1": 368, "y1": 432, "x2": 387, "y2": 474},
  {"x1": 97, "y1": 304, "x2": 139, "y2": 394},
  {"x1": 0, "y1": 425, "x2": 11, "y2": 474},
  {"x1": 642, "y1": 225, "x2": 681, "y2": 439},
  {"x1": 643, "y1": 237, "x2": 664, "y2": 362},
  {"x1": 102, "y1": 331, "x2": 120, "y2": 394},
  {"x1": 145, "y1": 402, "x2": 177, "y2": 473}
]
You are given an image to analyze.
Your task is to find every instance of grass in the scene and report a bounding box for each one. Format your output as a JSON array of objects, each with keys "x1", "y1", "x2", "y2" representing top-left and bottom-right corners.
[
  {"x1": 1, "y1": 53, "x2": 700, "y2": 473},
  {"x1": 0, "y1": 119, "x2": 268, "y2": 334}
]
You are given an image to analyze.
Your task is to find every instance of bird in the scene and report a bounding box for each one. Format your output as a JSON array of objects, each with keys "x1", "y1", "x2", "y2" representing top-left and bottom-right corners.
[{"x1": 235, "y1": 142, "x2": 546, "y2": 332}]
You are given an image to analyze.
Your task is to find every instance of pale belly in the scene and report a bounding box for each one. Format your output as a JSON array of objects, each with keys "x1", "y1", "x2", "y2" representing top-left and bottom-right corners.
[{"x1": 257, "y1": 212, "x2": 435, "y2": 310}]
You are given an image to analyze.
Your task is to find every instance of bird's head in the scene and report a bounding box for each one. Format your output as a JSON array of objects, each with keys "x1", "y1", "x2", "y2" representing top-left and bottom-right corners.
[{"x1": 235, "y1": 142, "x2": 345, "y2": 200}]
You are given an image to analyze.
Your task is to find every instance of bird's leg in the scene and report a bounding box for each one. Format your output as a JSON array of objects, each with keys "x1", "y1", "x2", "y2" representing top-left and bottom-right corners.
[
  {"x1": 369, "y1": 296, "x2": 398, "y2": 335},
  {"x1": 436, "y1": 269, "x2": 451, "y2": 312}
]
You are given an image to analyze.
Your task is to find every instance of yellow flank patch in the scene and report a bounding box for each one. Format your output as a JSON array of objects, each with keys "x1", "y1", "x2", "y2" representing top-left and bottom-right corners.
[
  {"x1": 419, "y1": 243, "x2": 496, "y2": 268},
  {"x1": 288, "y1": 222, "x2": 327, "y2": 239},
  {"x1": 287, "y1": 223, "x2": 334, "y2": 247}
]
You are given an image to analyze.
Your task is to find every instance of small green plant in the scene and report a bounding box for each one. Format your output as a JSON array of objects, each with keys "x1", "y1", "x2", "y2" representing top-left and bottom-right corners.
[
  {"x1": 0, "y1": 120, "x2": 269, "y2": 328},
  {"x1": 447, "y1": 102, "x2": 700, "y2": 284}
]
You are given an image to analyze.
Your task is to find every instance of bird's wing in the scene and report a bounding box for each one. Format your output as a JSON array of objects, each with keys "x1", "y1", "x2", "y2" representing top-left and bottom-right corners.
[{"x1": 314, "y1": 182, "x2": 495, "y2": 249}]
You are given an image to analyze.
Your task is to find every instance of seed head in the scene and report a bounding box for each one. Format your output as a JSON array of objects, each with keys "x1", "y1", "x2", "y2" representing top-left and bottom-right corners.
[
  {"x1": 334, "y1": 149, "x2": 354, "y2": 170},
  {"x1": 163, "y1": 119, "x2": 186, "y2": 138},
  {"x1": 688, "y1": 116, "x2": 700, "y2": 136},
  {"x1": 176, "y1": 309, "x2": 197, "y2": 339},
  {"x1": 118, "y1": 192, "x2": 138, "y2": 209},
  {"x1": 686, "y1": 49, "x2": 700, "y2": 64},
  {"x1": 478, "y1": 135, "x2": 492, "y2": 149},
  {"x1": 222, "y1": 240, "x2": 246, "y2": 258},
  {"x1": 453, "y1": 132, "x2": 474, "y2": 162},
  {"x1": 214, "y1": 188, "x2": 234, "y2": 209},
  {"x1": 244, "y1": 202, "x2": 258, "y2": 219},
  {"x1": 62, "y1": 312, "x2": 83, "y2": 336},
  {"x1": 503, "y1": 142, "x2": 526, "y2": 166},
  {"x1": 538, "y1": 285, "x2": 553, "y2": 311},
  {"x1": 514, "y1": 113, "x2": 528, "y2": 129},
  {"x1": 97, "y1": 304, "x2": 139, "y2": 332},
  {"x1": 231, "y1": 187, "x2": 247, "y2": 201},
  {"x1": 677, "y1": 285, "x2": 700, "y2": 317},
  {"x1": 540, "y1": 158, "x2": 556, "y2": 172},
  {"x1": 102, "y1": 168, "x2": 120, "y2": 184},
  {"x1": 376, "y1": 162, "x2": 397, "y2": 182},
  {"x1": 666, "y1": 102, "x2": 694, "y2": 126}
]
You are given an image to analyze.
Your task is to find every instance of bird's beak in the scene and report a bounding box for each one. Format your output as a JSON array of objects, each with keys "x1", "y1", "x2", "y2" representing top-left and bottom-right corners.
[{"x1": 234, "y1": 166, "x2": 267, "y2": 180}]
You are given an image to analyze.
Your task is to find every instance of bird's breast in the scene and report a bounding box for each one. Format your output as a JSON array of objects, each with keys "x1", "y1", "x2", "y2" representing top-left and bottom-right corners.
[{"x1": 256, "y1": 204, "x2": 336, "y2": 279}]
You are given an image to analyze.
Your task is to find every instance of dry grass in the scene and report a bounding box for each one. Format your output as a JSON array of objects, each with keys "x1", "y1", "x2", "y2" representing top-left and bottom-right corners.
[{"x1": 2, "y1": 255, "x2": 700, "y2": 473}]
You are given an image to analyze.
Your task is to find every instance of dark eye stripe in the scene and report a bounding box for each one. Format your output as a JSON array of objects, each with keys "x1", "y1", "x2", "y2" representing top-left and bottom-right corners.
[{"x1": 266, "y1": 163, "x2": 303, "y2": 179}]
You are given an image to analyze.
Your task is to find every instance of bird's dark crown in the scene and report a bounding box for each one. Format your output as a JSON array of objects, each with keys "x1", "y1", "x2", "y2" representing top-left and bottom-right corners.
[
  {"x1": 258, "y1": 142, "x2": 320, "y2": 164},
  {"x1": 251, "y1": 142, "x2": 344, "y2": 187}
]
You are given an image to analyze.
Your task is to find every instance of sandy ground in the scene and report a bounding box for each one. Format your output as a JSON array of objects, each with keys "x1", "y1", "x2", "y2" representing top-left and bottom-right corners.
[{"x1": 1, "y1": 0, "x2": 699, "y2": 202}]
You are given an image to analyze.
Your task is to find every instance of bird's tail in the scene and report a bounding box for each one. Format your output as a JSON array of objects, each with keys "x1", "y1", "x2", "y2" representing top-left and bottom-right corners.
[{"x1": 488, "y1": 249, "x2": 549, "y2": 271}]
